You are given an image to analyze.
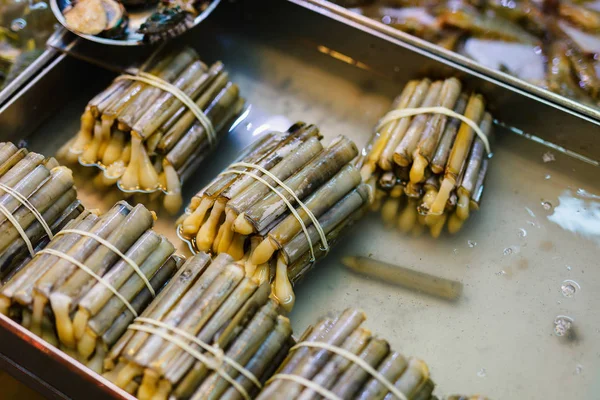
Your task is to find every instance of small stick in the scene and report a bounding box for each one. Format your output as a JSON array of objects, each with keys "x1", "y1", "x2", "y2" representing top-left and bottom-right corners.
[{"x1": 343, "y1": 256, "x2": 462, "y2": 300}]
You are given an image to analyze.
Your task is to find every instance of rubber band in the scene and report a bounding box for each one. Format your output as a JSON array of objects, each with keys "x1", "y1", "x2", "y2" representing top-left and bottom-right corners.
[
  {"x1": 0, "y1": 204, "x2": 34, "y2": 257},
  {"x1": 134, "y1": 317, "x2": 262, "y2": 389},
  {"x1": 219, "y1": 169, "x2": 318, "y2": 262},
  {"x1": 376, "y1": 106, "x2": 491, "y2": 155},
  {"x1": 0, "y1": 183, "x2": 53, "y2": 241},
  {"x1": 116, "y1": 73, "x2": 216, "y2": 147},
  {"x1": 127, "y1": 323, "x2": 251, "y2": 400},
  {"x1": 290, "y1": 341, "x2": 408, "y2": 400},
  {"x1": 228, "y1": 162, "x2": 329, "y2": 254},
  {"x1": 267, "y1": 374, "x2": 342, "y2": 400},
  {"x1": 38, "y1": 248, "x2": 137, "y2": 317},
  {"x1": 54, "y1": 229, "x2": 155, "y2": 297}
]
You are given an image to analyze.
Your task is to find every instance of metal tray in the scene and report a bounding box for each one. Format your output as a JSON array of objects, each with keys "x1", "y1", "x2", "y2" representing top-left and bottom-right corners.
[
  {"x1": 0, "y1": 0, "x2": 599, "y2": 399},
  {"x1": 304, "y1": 0, "x2": 600, "y2": 123},
  {"x1": 0, "y1": 27, "x2": 66, "y2": 109}
]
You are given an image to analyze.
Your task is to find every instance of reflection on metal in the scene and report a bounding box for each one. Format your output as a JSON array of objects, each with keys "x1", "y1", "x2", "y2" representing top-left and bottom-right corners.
[
  {"x1": 316, "y1": 45, "x2": 371, "y2": 71},
  {"x1": 494, "y1": 119, "x2": 600, "y2": 167},
  {"x1": 0, "y1": 314, "x2": 133, "y2": 399}
]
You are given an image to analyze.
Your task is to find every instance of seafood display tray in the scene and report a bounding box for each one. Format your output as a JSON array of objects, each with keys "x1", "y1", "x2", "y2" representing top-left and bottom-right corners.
[{"x1": 0, "y1": 0, "x2": 598, "y2": 398}]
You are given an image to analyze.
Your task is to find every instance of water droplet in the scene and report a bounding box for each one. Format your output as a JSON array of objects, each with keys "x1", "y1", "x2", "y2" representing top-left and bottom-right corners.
[
  {"x1": 566, "y1": 265, "x2": 572, "y2": 271},
  {"x1": 10, "y1": 18, "x2": 26, "y2": 32},
  {"x1": 561, "y1": 280, "x2": 580, "y2": 298},
  {"x1": 541, "y1": 201, "x2": 553, "y2": 211},
  {"x1": 542, "y1": 152, "x2": 556, "y2": 163},
  {"x1": 182, "y1": 269, "x2": 192, "y2": 278},
  {"x1": 245, "y1": 122, "x2": 253, "y2": 130},
  {"x1": 467, "y1": 240, "x2": 477, "y2": 248},
  {"x1": 518, "y1": 228, "x2": 527, "y2": 237},
  {"x1": 554, "y1": 315, "x2": 573, "y2": 337},
  {"x1": 477, "y1": 368, "x2": 487, "y2": 378},
  {"x1": 381, "y1": 15, "x2": 392, "y2": 24},
  {"x1": 545, "y1": 174, "x2": 551, "y2": 180},
  {"x1": 557, "y1": 300, "x2": 561, "y2": 304},
  {"x1": 525, "y1": 207, "x2": 536, "y2": 218},
  {"x1": 576, "y1": 364, "x2": 583, "y2": 375},
  {"x1": 453, "y1": 248, "x2": 458, "y2": 255},
  {"x1": 503, "y1": 247, "x2": 513, "y2": 256},
  {"x1": 495, "y1": 270, "x2": 507, "y2": 276}
]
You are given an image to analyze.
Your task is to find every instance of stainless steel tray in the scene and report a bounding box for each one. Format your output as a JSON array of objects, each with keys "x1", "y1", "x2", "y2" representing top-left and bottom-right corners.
[
  {"x1": 0, "y1": 0, "x2": 599, "y2": 399},
  {"x1": 303, "y1": 0, "x2": 600, "y2": 123},
  {"x1": 0, "y1": 26, "x2": 66, "y2": 110}
]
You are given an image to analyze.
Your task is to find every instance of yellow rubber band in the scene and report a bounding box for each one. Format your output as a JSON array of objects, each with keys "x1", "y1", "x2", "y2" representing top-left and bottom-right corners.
[
  {"x1": 127, "y1": 323, "x2": 251, "y2": 399},
  {"x1": 0, "y1": 182, "x2": 53, "y2": 240},
  {"x1": 0, "y1": 204, "x2": 34, "y2": 257},
  {"x1": 290, "y1": 341, "x2": 408, "y2": 400},
  {"x1": 228, "y1": 162, "x2": 329, "y2": 254},
  {"x1": 267, "y1": 374, "x2": 341, "y2": 400},
  {"x1": 116, "y1": 73, "x2": 216, "y2": 147},
  {"x1": 134, "y1": 317, "x2": 262, "y2": 389},
  {"x1": 39, "y1": 248, "x2": 137, "y2": 316},
  {"x1": 54, "y1": 229, "x2": 155, "y2": 297},
  {"x1": 376, "y1": 106, "x2": 491, "y2": 155}
]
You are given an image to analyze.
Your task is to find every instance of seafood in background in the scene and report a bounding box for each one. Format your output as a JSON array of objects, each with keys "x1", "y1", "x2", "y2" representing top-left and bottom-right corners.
[
  {"x1": 336, "y1": 0, "x2": 600, "y2": 108},
  {"x1": 462, "y1": 39, "x2": 546, "y2": 84}
]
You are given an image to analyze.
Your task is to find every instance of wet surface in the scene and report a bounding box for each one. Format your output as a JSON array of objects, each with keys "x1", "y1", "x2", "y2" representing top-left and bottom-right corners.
[{"x1": 22, "y1": 21, "x2": 600, "y2": 400}]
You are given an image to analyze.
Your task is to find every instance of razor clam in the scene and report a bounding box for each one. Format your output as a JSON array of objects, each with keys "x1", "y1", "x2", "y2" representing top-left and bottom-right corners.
[
  {"x1": 106, "y1": 253, "x2": 292, "y2": 400},
  {"x1": 235, "y1": 135, "x2": 358, "y2": 235}
]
